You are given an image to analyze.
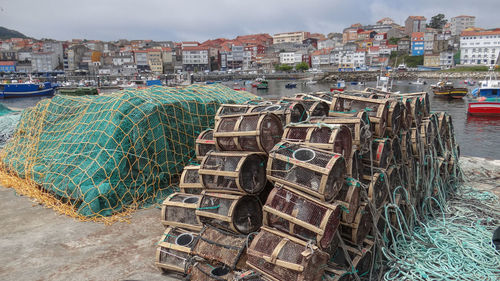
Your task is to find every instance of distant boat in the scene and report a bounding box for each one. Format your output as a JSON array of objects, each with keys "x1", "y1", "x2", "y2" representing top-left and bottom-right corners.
[
  {"x1": 433, "y1": 81, "x2": 467, "y2": 99},
  {"x1": 330, "y1": 80, "x2": 345, "y2": 92},
  {"x1": 376, "y1": 75, "x2": 393, "y2": 92},
  {"x1": 305, "y1": 79, "x2": 317, "y2": 85},
  {"x1": 257, "y1": 80, "x2": 269, "y2": 90},
  {"x1": 0, "y1": 82, "x2": 58, "y2": 98},
  {"x1": 285, "y1": 83, "x2": 297, "y2": 89},
  {"x1": 409, "y1": 78, "x2": 427, "y2": 85}
]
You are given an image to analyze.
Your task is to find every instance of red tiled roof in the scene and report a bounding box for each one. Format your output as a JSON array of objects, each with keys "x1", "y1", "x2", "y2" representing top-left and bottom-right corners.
[
  {"x1": 182, "y1": 46, "x2": 208, "y2": 51},
  {"x1": 408, "y1": 16, "x2": 426, "y2": 20},
  {"x1": 461, "y1": 28, "x2": 500, "y2": 36},
  {"x1": 0, "y1": 61, "x2": 15, "y2": 66}
]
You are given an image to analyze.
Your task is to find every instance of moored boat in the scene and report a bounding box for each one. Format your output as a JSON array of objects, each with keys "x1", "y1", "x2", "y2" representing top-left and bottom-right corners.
[
  {"x1": 256, "y1": 80, "x2": 269, "y2": 90},
  {"x1": 0, "y1": 82, "x2": 58, "y2": 98},
  {"x1": 433, "y1": 81, "x2": 468, "y2": 99},
  {"x1": 285, "y1": 83, "x2": 297, "y2": 89},
  {"x1": 467, "y1": 74, "x2": 500, "y2": 116},
  {"x1": 330, "y1": 80, "x2": 345, "y2": 92}
]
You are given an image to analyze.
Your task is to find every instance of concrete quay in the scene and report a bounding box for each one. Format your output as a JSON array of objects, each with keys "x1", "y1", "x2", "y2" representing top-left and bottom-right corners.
[{"x1": 0, "y1": 156, "x2": 498, "y2": 281}]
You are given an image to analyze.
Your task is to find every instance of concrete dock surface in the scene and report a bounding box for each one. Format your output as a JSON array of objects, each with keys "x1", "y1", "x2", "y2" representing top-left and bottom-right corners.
[{"x1": 0, "y1": 156, "x2": 498, "y2": 281}]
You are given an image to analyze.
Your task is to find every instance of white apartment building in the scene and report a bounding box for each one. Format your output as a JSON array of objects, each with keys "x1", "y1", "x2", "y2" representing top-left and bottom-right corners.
[
  {"x1": 460, "y1": 29, "x2": 500, "y2": 65},
  {"x1": 31, "y1": 52, "x2": 59, "y2": 72},
  {"x1": 451, "y1": 15, "x2": 475, "y2": 36},
  {"x1": 279, "y1": 52, "x2": 303, "y2": 65},
  {"x1": 440, "y1": 51, "x2": 454, "y2": 68},
  {"x1": 182, "y1": 46, "x2": 209, "y2": 71},
  {"x1": 424, "y1": 30, "x2": 436, "y2": 53},
  {"x1": 273, "y1": 31, "x2": 309, "y2": 44},
  {"x1": 318, "y1": 39, "x2": 335, "y2": 50}
]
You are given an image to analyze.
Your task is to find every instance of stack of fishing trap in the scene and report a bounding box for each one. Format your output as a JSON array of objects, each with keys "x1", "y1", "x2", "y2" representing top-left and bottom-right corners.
[{"x1": 156, "y1": 90, "x2": 460, "y2": 281}]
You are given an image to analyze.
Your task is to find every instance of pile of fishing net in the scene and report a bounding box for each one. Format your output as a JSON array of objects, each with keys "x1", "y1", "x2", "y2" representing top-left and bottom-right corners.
[
  {"x1": 0, "y1": 84, "x2": 255, "y2": 222},
  {"x1": 0, "y1": 104, "x2": 21, "y2": 148}
]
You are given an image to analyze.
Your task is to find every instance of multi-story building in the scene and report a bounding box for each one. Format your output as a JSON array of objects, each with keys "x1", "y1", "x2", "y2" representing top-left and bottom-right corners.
[
  {"x1": 397, "y1": 38, "x2": 411, "y2": 53},
  {"x1": 411, "y1": 32, "x2": 425, "y2": 56},
  {"x1": 147, "y1": 49, "x2": 163, "y2": 73},
  {"x1": 0, "y1": 61, "x2": 16, "y2": 72},
  {"x1": 133, "y1": 50, "x2": 149, "y2": 71},
  {"x1": 405, "y1": 16, "x2": 427, "y2": 35},
  {"x1": 31, "y1": 52, "x2": 59, "y2": 72},
  {"x1": 272, "y1": 31, "x2": 310, "y2": 44},
  {"x1": 182, "y1": 46, "x2": 209, "y2": 71},
  {"x1": 424, "y1": 54, "x2": 440, "y2": 67},
  {"x1": 424, "y1": 29, "x2": 436, "y2": 54},
  {"x1": 460, "y1": 28, "x2": 500, "y2": 65},
  {"x1": 17, "y1": 48, "x2": 32, "y2": 61},
  {"x1": 311, "y1": 49, "x2": 332, "y2": 70},
  {"x1": 451, "y1": 15, "x2": 475, "y2": 36},
  {"x1": 440, "y1": 51, "x2": 455, "y2": 68},
  {"x1": 279, "y1": 51, "x2": 303, "y2": 65},
  {"x1": 342, "y1": 24, "x2": 363, "y2": 43}
]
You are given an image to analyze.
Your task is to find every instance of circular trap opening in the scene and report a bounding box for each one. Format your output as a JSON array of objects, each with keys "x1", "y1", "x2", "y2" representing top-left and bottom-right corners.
[
  {"x1": 175, "y1": 233, "x2": 194, "y2": 246},
  {"x1": 183, "y1": 197, "x2": 199, "y2": 204},
  {"x1": 264, "y1": 105, "x2": 282, "y2": 111},
  {"x1": 211, "y1": 266, "x2": 230, "y2": 277},
  {"x1": 293, "y1": 148, "x2": 316, "y2": 162}
]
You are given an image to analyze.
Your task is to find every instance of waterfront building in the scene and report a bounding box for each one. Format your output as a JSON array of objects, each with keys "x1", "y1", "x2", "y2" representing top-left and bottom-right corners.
[
  {"x1": 411, "y1": 32, "x2": 425, "y2": 56},
  {"x1": 440, "y1": 51, "x2": 455, "y2": 68},
  {"x1": 134, "y1": 50, "x2": 149, "y2": 71},
  {"x1": 311, "y1": 48, "x2": 332, "y2": 70},
  {"x1": 424, "y1": 54, "x2": 440, "y2": 67},
  {"x1": 279, "y1": 51, "x2": 303, "y2": 65},
  {"x1": 146, "y1": 49, "x2": 163, "y2": 73},
  {"x1": 460, "y1": 28, "x2": 500, "y2": 65},
  {"x1": 405, "y1": 16, "x2": 427, "y2": 35},
  {"x1": 0, "y1": 61, "x2": 16, "y2": 72},
  {"x1": 182, "y1": 46, "x2": 209, "y2": 71},
  {"x1": 272, "y1": 31, "x2": 310, "y2": 44},
  {"x1": 31, "y1": 52, "x2": 59, "y2": 72},
  {"x1": 451, "y1": 15, "x2": 476, "y2": 36}
]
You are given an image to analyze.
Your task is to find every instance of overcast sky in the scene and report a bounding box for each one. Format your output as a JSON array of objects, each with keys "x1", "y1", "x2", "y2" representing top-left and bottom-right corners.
[{"x1": 1, "y1": 0, "x2": 498, "y2": 42}]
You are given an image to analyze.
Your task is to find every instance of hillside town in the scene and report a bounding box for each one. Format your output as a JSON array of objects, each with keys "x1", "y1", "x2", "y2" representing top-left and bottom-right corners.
[{"x1": 0, "y1": 14, "x2": 498, "y2": 76}]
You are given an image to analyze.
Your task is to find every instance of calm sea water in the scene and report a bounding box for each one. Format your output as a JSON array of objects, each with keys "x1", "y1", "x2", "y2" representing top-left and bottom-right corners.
[{"x1": 1, "y1": 79, "x2": 499, "y2": 159}]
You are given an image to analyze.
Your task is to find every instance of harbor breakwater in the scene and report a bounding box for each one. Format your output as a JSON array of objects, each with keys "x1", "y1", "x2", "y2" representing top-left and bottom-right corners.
[{"x1": 196, "y1": 71, "x2": 496, "y2": 82}]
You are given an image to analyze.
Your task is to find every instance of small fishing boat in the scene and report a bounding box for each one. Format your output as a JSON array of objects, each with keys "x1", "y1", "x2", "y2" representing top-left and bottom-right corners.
[
  {"x1": 467, "y1": 74, "x2": 500, "y2": 116},
  {"x1": 285, "y1": 83, "x2": 297, "y2": 89},
  {"x1": 0, "y1": 82, "x2": 58, "y2": 98},
  {"x1": 433, "y1": 81, "x2": 468, "y2": 99},
  {"x1": 409, "y1": 78, "x2": 427, "y2": 85},
  {"x1": 256, "y1": 80, "x2": 269, "y2": 90},
  {"x1": 330, "y1": 80, "x2": 345, "y2": 92}
]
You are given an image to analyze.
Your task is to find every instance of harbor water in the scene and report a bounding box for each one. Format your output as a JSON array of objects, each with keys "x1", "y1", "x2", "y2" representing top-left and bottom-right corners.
[{"x1": 1, "y1": 79, "x2": 499, "y2": 159}]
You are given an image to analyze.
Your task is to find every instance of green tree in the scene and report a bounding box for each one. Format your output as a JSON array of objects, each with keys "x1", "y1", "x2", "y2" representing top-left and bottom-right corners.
[
  {"x1": 388, "y1": 37, "x2": 400, "y2": 45},
  {"x1": 277, "y1": 64, "x2": 293, "y2": 72},
  {"x1": 428, "y1": 14, "x2": 447, "y2": 29},
  {"x1": 295, "y1": 62, "x2": 309, "y2": 71}
]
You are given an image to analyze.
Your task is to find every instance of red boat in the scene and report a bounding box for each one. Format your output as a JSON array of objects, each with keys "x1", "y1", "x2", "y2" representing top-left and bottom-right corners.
[
  {"x1": 330, "y1": 80, "x2": 345, "y2": 92},
  {"x1": 468, "y1": 98, "x2": 500, "y2": 116},
  {"x1": 467, "y1": 76, "x2": 500, "y2": 116}
]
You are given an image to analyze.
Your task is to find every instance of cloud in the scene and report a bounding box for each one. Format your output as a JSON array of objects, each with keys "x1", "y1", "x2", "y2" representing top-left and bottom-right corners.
[{"x1": 0, "y1": 0, "x2": 497, "y2": 41}]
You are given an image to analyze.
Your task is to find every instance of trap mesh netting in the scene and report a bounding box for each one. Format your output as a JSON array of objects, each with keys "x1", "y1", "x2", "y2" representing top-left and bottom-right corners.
[{"x1": 0, "y1": 84, "x2": 256, "y2": 222}]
